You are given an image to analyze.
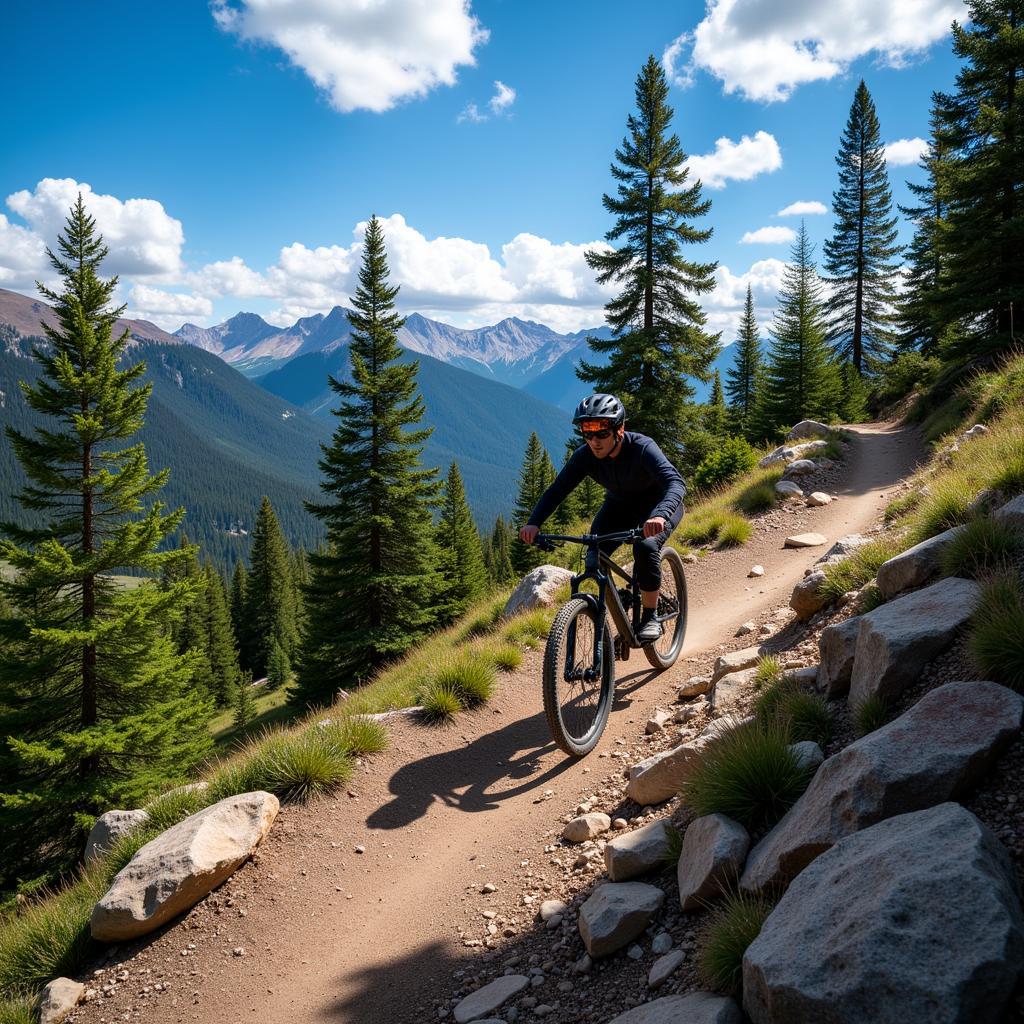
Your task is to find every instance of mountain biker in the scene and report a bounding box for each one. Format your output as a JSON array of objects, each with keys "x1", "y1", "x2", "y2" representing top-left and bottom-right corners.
[{"x1": 518, "y1": 393, "x2": 686, "y2": 644}]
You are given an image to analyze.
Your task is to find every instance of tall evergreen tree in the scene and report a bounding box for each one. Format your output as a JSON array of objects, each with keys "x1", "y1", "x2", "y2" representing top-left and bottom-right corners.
[
  {"x1": 232, "y1": 670, "x2": 256, "y2": 731},
  {"x1": 0, "y1": 198, "x2": 211, "y2": 883},
  {"x1": 552, "y1": 441, "x2": 580, "y2": 529},
  {"x1": 244, "y1": 497, "x2": 297, "y2": 678},
  {"x1": 229, "y1": 559, "x2": 250, "y2": 668},
  {"x1": 579, "y1": 55, "x2": 719, "y2": 470},
  {"x1": 705, "y1": 370, "x2": 727, "y2": 436},
  {"x1": 759, "y1": 224, "x2": 839, "y2": 434},
  {"x1": 511, "y1": 433, "x2": 556, "y2": 573},
  {"x1": 487, "y1": 515, "x2": 514, "y2": 584},
  {"x1": 293, "y1": 216, "x2": 440, "y2": 708},
  {"x1": 203, "y1": 560, "x2": 241, "y2": 706},
  {"x1": 823, "y1": 80, "x2": 902, "y2": 373},
  {"x1": 725, "y1": 285, "x2": 764, "y2": 435},
  {"x1": 436, "y1": 462, "x2": 488, "y2": 624},
  {"x1": 931, "y1": 0, "x2": 1024, "y2": 357}
]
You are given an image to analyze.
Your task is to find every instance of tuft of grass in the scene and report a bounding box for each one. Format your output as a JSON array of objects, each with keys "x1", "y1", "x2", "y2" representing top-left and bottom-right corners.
[
  {"x1": 457, "y1": 594, "x2": 506, "y2": 641},
  {"x1": 144, "y1": 785, "x2": 206, "y2": 832},
  {"x1": 939, "y1": 516, "x2": 1024, "y2": 579},
  {"x1": 819, "y1": 537, "x2": 902, "y2": 601},
  {"x1": 734, "y1": 481, "x2": 778, "y2": 516},
  {"x1": 418, "y1": 680, "x2": 464, "y2": 724},
  {"x1": 680, "y1": 719, "x2": 812, "y2": 831},
  {"x1": 716, "y1": 514, "x2": 753, "y2": 548},
  {"x1": 319, "y1": 715, "x2": 390, "y2": 756},
  {"x1": 753, "y1": 656, "x2": 783, "y2": 690},
  {"x1": 697, "y1": 887, "x2": 776, "y2": 995},
  {"x1": 857, "y1": 582, "x2": 886, "y2": 612},
  {"x1": 490, "y1": 643, "x2": 523, "y2": 672},
  {"x1": 661, "y1": 823, "x2": 683, "y2": 870},
  {"x1": 969, "y1": 574, "x2": 1024, "y2": 691},
  {"x1": 0, "y1": 995, "x2": 36, "y2": 1024},
  {"x1": 884, "y1": 490, "x2": 922, "y2": 523},
  {"x1": 432, "y1": 654, "x2": 496, "y2": 708},
  {"x1": 908, "y1": 475, "x2": 977, "y2": 544},
  {"x1": 853, "y1": 694, "x2": 891, "y2": 736},
  {"x1": 503, "y1": 608, "x2": 554, "y2": 649},
  {"x1": 781, "y1": 691, "x2": 833, "y2": 748},
  {"x1": 243, "y1": 727, "x2": 353, "y2": 803}
]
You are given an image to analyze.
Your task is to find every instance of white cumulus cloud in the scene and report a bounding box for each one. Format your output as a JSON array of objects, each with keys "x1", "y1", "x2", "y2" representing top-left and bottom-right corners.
[
  {"x1": 665, "y1": 0, "x2": 966, "y2": 103},
  {"x1": 6, "y1": 178, "x2": 185, "y2": 280},
  {"x1": 686, "y1": 131, "x2": 781, "y2": 189},
  {"x1": 777, "y1": 200, "x2": 828, "y2": 216},
  {"x1": 740, "y1": 226, "x2": 796, "y2": 245},
  {"x1": 213, "y1": 0, "x2": 488, "y2": 114},
  {"x1": 0, "y1": 213, "x2": 49, "y2": 289},
  {"x1": 126, "y1": 285, "x2": 214, "y2": 330},
  {"x1": 489, "y1": 80, "x2": 516, "y2": 114},
  {"x1": 883, "y1": 137, "x2": 929, "y2": 165}
]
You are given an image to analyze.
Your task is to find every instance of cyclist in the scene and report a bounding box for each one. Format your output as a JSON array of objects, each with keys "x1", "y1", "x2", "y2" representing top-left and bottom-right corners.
[{"x1": 518, "y1": 394, "x2": 686, "y2": 644}]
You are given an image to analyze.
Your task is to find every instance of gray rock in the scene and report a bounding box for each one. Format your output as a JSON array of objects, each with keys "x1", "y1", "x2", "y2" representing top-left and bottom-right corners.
[
  {"x1": 645, "y1": 710, "x2": 672, "y2": 734},
  {"x1": 784, "y1": 532, "x2": 828, "y2": 548},
  {"x1": 743, "y1": 803, "x2": 1024, "y2": 1024},
  {"x1": 711, "y1": 646, "x2": 764, "y2": 683},
  {"x1": 789, "y1": 740, "x2": 824, "y2": 773},
  {"x1": 38, "y1": 978, "x2": 85, "y2": 1024},
  {"x1": 994, "y1": 494, "x2": 1024, "y2": 531},
  {"x1": 741, "y1": 681, "x2": 1023, "y2": 894},
  {"x1": 607, "y1": 993, "x2": 742, "y2": 1024},
  {"x1": 711, "y1": 667, "x2": 758, "y2": 711},
  {"x1": 735, "y1": 620, "x2": 756, "y2": 636},
  {"x1": 91, "y1": 791, "x2": 279, "y2": 941},
  {"x1": 961, "y1": 423, "x2": 988, "y2": 441},
  {"x1": 84, "y1": 809, "x2": 151, "y2": 865},
  {"x1": 815, "y1": 533, "x2": 868, "y2": 568},
  {"x1": 562, "y1": 812, "x2": 611, "y2": 842},
  {"x1": 678, "y1": 813, "x2": 751, "y2": 911},
  {"x1": 875, "y1": 525, "x2": 967, "y2": 599},
  {"x1": 817, "y1": 616, "x2": 862, "y2": 697},
  {"x1": 648, "y1": 950, "x2": 685, "y2": 989},
  {"x1": 790, "y1": 570, "x2": 829, "y2": 622},
  {"x1": 604, "y1": 820, "x2": 673, "y2": 881},
  {"x1": 626, "y1": 717, "x2": 753, "y2": 806},
  {"x1": 806, "y1": 491, "x2": 832, "y2": 507},
  {"x1": 849, "y1": 576, "x2": 980, "y2": 706},
  {"x1": 787, "y1": 419, "x2": 831, "y2": 441},
  {"x1": 748, "y1": 565, "x2": 765, "y2": 578},
  {"x1": 540, "y1": 899, "x2": 567, "y2": 921},
  {"x1": 502, "y1": 565, "x2": 573, "y2": 619},
  {"x1": 578, "y1": 882, "x2": 665, "y2": 958},
  {"x1": 453, "y1": 975, "x2": 530, "y2": 1022},
  {"x1": 760, "y1": 445, "x2": 798, "y2": 468},
  {"x1": 677, "y1": 675, "x2": 711, "y2": 698},
  {"x1": 651, "y1": 931, "x2": 673, "y2": 954},
  {"x1": 782, "y1": 459, "x2": 817, "y2": 477},
  {"x1": 774, "y1": 479, "x2": 803, "y2": 498}
]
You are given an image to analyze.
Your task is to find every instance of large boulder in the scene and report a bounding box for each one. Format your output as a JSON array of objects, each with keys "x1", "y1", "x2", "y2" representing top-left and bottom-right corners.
[
  {"x1": 994, "y1": 494, "x2": 1024, "y2": 531},
  {"x1": 875, "y1": 525, "x2": 966, "y2": 599},
  {"x1": 578, "y1": 881, "x2": 665, "y2": 958},
  {"x1": 849, "y1": 576, "x2": 980, "y2": 706},
  {"x1": 626, "y1": 717, "x2": 753, "y2": 806},
  {"x1": 711, "y1": 646, "x2": 764, "y2": 683},
  {"x1": 759, "y1": 445, "x2": 798, "y2": 468},
  {"x1": 677, "y1": 814, "x2": 750, "y2": 911},
  {"x1": 84, "y1": 808, "x2": 151, "y2": 865},
  {"x1": 782, "y1": 459, "x2": 817, "y2": 477},
  {"x1": 787, "y1": 419, "x2": 831, "y2": 441},
  {"x1": 743, "y1": 803, "x2": 1024, "y2": 1024},
  {"x1": 607, "y1": 992, "x2": 742, "y2": 1024},
  {"x1": 91, "y1": 791, "x2": 279, "y2": 941},
  {"x1": 741, "y1": 681, "x2": 1023, "y2": 894},
  {"x1": 774, "y1": 479, "x2": 804, "y2": 498},
  {"x1": 604, "y1": 820, "x2": 674, "y2": 881},
  {"x1": 453, "y1": 976, "x2": 530, "y2": 1022},
  {"x1": 816, "y1": 616, "x2": 862, "y2": 697},
  {"x1": 790, "y1": 571, "x2": 829, "y2": 622},
  {"x1": 502, "y1": 565, "x2": 573, "y2": 618}
]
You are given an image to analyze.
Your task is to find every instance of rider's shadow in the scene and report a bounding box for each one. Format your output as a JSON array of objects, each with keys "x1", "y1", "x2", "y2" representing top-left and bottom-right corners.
[{"x1": 365, "y1": 706, "x2": 577, "y2": 831}]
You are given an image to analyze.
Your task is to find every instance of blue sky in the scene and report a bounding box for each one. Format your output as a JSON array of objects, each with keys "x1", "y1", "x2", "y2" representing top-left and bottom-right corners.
[{"x1": 2, "y1": 1, "x2": 966, "y2": 339}]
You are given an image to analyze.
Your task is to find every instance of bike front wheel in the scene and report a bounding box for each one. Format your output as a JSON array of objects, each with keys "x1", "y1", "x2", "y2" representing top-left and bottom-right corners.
[
  {"x1": 643, "y1": 546, "x2": 688, "y2": 670},
  {"x1": 543, "y1": 597, "x2": 614, "y2": 757}
]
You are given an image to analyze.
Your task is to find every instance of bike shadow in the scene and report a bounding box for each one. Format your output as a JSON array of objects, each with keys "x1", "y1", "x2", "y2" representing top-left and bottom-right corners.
[{"x1": 365, "y1": 706, "x2": 577, "y2": 832}]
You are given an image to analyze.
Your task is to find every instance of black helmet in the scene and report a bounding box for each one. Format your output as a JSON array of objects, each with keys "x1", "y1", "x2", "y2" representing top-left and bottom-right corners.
[{"x1": 572, "y1": 393, "x2": 625, "y2": 427}]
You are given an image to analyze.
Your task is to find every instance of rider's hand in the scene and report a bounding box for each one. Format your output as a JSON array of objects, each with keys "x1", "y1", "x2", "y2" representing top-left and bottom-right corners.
[
  {"x1": 643, "y1": 517, "x2": 666, "y2": 538},
  {"x1": 519, "y1": 525, "x2": 539, "y2": 545}
]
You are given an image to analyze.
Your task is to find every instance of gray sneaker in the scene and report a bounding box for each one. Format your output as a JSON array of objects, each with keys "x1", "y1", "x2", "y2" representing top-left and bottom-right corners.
[{"x1": 637, "y1": 610, "x2": 663, "y2": 644}]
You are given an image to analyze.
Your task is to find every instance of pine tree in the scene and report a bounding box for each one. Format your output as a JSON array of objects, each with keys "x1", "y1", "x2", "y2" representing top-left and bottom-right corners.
[
  {"x1": 579, "y1": 55, "x2": 719, "y2": 471},
  {"x1": 511, "y1": 433, "x2": 556, "y2": 574},
  {"x1": 245, "y1": 496, "x2": 297, "y2": 678},
  {"x1": 290, "y1": 547, "x2": 309, "y2": 637},
  {"x1": 436, "y1": 462, "x2": 488, "y2": 624},
  {"x1": 759, "y1": 224, "x2": 839, "y2": 434},
  {"x1": 823, "y1": 80, "x2": 902, "y2": 373},
  {"x1": 0, "y1": 197, "x2": 211, "y2": 882},
  {"x1": 229, "y1": 560, "x2": 251, "y2": 670},
  {"x1": 488, "y1": 515, "x2": 515, "y2": 584},
  {"x1": 162, "y1": 535, "x2": 214, "y2": 697},
  {"x1": 931, "y1": 0, "x2": 1024, "y2": 357},
  {"x1": 552, "y1": 441, "x2": 580, "y2": 529},
  {"x1": 705, "y1": 370, "x2": 727, "y2": 436},
  {"x1": 725, "y1": 285, "x2": 764, "y2": 436},
  {"x1": 232, "y1": 670, "x2": 256, "y2": 730},
  {"x1": 267, "y1": 639, "x2": 291, "y2": 690},
  {"x1": 293, "y1": 216, "x2": 440, "y2": 708},
  {"x1": 203, "y1": 560, "x2": 241, "y2": 706}
]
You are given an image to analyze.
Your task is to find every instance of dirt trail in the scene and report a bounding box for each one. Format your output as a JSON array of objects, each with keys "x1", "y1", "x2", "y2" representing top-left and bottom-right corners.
[{"x1": 71, "y1": 423, "x2": 924, "y2": 1024}]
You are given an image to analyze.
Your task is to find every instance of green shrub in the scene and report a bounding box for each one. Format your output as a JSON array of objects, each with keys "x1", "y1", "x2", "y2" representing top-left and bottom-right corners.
[
  {"x1": 246, "y1": 728, "x2": 353, "y2": 803},
  {"x1": 680, "y1": 719, "x2": 811, "y2": 831},
  {"x1": 753, "y1": 656, "x2": 784, "y2": 690},
  {"x1": 753, "y1": 675, "x2": 832, "y2": 748},
  {"x1": 418, "y1": 680, "x2": 464, "y2": 723},
  {"x1": 853, "y1": 694, "x2": 890, "y2": 736},
  {"x1": 819, "y1": 537, "x2": 902, "y2": 601},
  {"x1": 503, "y1": 608, "x2": 553, "y2": 648},
  {"x1": 884, "y1": 490, "x2": 922, "y2": 523},
  {"x1": 969, "y1": 574, "x2": 1024, "y2": 691},
  {"x1": 734, "y1": 481, "x2": 777, "y2": 515},
  {"x1": 698, "y1": 888, "x2": 775, "y2": 995},
  {"x1": 693, "y1": 438, "x2": 758, "y2": 492},
  {"x1": 877, "y1": 351, "x2": 942, "y2": 404},
  {"x1": 432, "y1": 654, "x2": 496, "y2": 708},
  {"x1": 716, "y1": 514, "x2": 753, "y2": 548},
  {"x1": 0, "y1": 995, "x2": 36, "y2": 1024},
  {"x1": 490, "y1": 644, "x2": 523, "y2": 671},
  {"x1": 938, "y1": 516, "x2": 1024, "y2": 579},
  {"x1": 320, "y1": 715, "x2": 389, "y2": 756}
]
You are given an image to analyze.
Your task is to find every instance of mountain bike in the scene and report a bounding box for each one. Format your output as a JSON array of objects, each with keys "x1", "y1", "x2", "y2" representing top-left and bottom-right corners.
[{"x1": 534, "y1": 529, "x2": 687, "y2": 756}]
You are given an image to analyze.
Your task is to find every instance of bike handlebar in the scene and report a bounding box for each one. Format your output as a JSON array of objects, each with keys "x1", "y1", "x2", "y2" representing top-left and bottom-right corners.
[{"x1": 534, "y1": 529, "x2": 643, "y2": 552}]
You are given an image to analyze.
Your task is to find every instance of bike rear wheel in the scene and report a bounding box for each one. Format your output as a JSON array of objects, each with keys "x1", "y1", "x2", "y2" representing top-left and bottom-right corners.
[
  {"x1": 543, "y1": 597, "x2": 614, "y2": 757},
  {"x1": 643, "y1": 546, "x2": 688, "y2": 670}
]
